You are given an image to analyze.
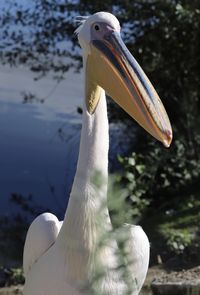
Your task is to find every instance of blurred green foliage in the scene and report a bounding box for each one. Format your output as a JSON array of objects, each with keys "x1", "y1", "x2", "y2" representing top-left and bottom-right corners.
[
  {"x1": 0, "y1": 267, "x2": 24, "y2": 287},
  {"x1": 118, "y1": 136, "x2": 200, "y2": 218},
  {"x1": 117, "y1": 135, "x2": 200, "y2": 258},
  {"x1": 6, "y1": 268, "x2": 24, "y2": 286}
]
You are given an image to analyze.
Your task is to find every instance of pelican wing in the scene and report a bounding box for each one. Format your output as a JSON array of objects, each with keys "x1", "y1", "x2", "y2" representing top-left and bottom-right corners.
[
  {"x1": 123, "y1": 224, "x2": 150, "y2": 294},
  {"x1": 23, "y1": 213, "x2": 62, "y2": 277}
]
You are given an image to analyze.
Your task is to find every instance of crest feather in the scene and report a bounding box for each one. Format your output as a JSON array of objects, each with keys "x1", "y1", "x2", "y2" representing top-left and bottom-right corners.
[{"x1": 74, "y1": 16, "x2": 89, "y2": 35}]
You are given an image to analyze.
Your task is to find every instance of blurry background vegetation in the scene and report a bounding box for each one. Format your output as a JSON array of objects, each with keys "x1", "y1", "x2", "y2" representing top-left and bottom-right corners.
[{"x1": 0, "y1": 0, "x2": 200, "y2": 274}]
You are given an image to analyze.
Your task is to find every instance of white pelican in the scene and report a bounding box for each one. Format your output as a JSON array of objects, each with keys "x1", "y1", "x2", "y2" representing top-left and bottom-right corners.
[{"x1": 23, "y1": 12, "x2": 172, "y2": 295}]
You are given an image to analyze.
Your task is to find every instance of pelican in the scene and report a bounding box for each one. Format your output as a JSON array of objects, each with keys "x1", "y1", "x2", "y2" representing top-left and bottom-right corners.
[{"x1": 23, "y1": 12, "x2": 172, "y2": 295}]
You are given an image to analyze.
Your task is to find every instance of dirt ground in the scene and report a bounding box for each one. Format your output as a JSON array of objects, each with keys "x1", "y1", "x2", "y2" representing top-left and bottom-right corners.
[
  {"x1": 141, "y1": 266, "x2": 167, "y2": 295},
  {"x1": 144, "y1": 266, "x2": 200, "y2": 295},
  {"x1": 154, "y1": 265, "x2": 200, "y2": 284},
  {"x1": 141, "y1": 264, "x2": 200, "y2": 295}
]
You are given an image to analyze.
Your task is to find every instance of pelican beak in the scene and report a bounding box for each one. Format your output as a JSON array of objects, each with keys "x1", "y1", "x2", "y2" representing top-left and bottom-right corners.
[{"x1": 86, "y1": 30, "x2": 172, "y2": 147}]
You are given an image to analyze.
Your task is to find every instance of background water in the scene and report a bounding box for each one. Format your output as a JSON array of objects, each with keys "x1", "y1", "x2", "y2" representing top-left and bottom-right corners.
[{"x1": 0, "y1": 65, "x2": 83, "y2": 218}]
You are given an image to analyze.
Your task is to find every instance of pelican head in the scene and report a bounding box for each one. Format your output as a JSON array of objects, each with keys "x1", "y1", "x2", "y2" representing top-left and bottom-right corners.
[{"x1": 76, "y1": 12, "x2": 172, "y2": 147}]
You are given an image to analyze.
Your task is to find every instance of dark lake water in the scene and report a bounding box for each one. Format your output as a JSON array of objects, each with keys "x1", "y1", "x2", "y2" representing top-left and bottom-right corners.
[{"x1": 0, "y1": 66, "x2": 83, "y2": 218}]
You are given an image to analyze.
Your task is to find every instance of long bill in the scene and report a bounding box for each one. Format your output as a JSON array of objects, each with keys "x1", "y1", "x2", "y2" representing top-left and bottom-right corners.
[{"x1": 86, "y1": 31, "x2": 172, "y2": 147}]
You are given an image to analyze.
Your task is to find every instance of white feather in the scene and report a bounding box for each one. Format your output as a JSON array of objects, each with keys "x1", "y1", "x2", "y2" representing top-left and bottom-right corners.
[
  {"x1": 123, "y1": 224, "x2": 150, "y2": 293},
  {"x1": 74, "y1": 16, "x2": 89, "y2": 35},
  {"x1": 23, "y1": 213, "x2": 62, "y2": 277}
]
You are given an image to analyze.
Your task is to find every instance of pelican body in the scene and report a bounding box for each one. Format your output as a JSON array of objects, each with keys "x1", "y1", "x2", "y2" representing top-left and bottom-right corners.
[{"x1": 23, "y1": 12, "x2": 172, "y2": 295}]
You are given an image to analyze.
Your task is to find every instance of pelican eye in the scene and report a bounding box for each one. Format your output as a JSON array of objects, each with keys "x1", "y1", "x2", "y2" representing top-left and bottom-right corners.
[{"x1": 94, "y1": 24, "x2": 100, "y2": 31}]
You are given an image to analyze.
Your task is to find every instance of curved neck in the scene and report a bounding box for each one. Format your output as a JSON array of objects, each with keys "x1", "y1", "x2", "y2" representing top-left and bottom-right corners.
[
  {"x1": 57, "y1": 53, "x2": 110, "y2": 248},
  {"x1": 71, "y1": 92, "x2": 109, "y2": 196}
]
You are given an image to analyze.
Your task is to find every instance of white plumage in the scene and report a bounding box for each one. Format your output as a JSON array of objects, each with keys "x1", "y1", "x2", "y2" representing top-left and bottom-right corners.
[
  {"x1": 23, "y1": 90, "x2": 149, "y2": 295},
  {"x1": 23, "y1": 11, "x2": 172, "y2": 295},
  {"x1": 23, "y1": 213, "x2": 62, "y2": 277}
]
